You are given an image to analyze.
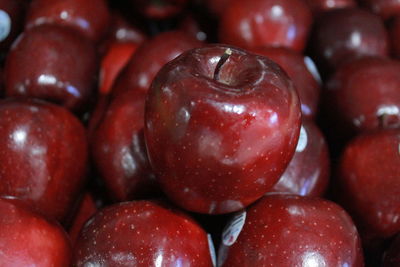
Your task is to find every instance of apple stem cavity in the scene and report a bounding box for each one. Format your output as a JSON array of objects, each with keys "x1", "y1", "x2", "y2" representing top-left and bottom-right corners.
[{"x1": 213, "y1": 48, "x2": 232, "y2": 81}]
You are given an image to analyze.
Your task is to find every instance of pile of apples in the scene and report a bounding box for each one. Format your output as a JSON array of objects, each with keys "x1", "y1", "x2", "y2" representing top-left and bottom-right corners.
[{"x1": 0, "y1": 0, "x2": 399, "y2": 266}]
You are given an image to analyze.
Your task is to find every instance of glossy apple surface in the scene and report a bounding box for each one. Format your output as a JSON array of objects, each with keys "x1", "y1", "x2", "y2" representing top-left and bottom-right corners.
[
  {"x1": 359, "y1": 0, "x2": 400, "y2": 19},
  {"x1": 325, "y1": 56, "x2": 400, "y2": 132},
  {"x1": 92, "y1": 88, "x2": 159, "y2": 201},
  {"x1": 271, "y1": 120, "x2": 330, "y2": 197},
  {"x1": 303, "y1": 0, "x2": 356, "y2": 15},
  {"x1": 5, "y1": 24, "x2": 98, "y2": 112},
  {"x1": 218, "y1": 194, "x2": 364, "y2": 266},
  {"x1": 219, "y1": 0, "x2": 312, "y2": 52},
  {"x1": 26, "y1": 0, "x2": 110, "y2": 42},
  {"x1": 0, "y1": 0, "x2": 27, "y2": 53},
  {"x1": 310, "y1": 8, "x2": 389, "y2": 74},
  {"x1": 145, "y1": 45, "x2": 301, "y2": 214},
  {"x1": 337, "y1": 129, "x2": 400, "y2": 238},
  {"x1": 252, "y1": 46, "x2": 321, "y2": 119},
  {"x1": 0, "y1": 197, "x2": 71, "y2": 266},
  {"x1": 112, "y1": 30, "x2": 202, "y2": 97},
  {"x1": 73, "y1": 200, "x2": 215, "y2": 266},
  {"x1": 0, "y1": 99, "x2": 88, "y2": 221}
]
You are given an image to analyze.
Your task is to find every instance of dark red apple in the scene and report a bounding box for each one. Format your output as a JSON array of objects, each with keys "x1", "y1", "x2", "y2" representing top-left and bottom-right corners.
[
  {"x1": 0, "y1": 0, "x2": 27, "y2": 53},
  {"x1": 271, "y1": 120, "x2": 330, "y2": 197},
  {"x1": 218, "y1": 194, "x2": 364, "y2": 266},
  {"x1": 303, "y1": 0, "x2": 356, "y2": 16},
  {"x1": 0, "y1": 98, "x2": 88, "y2": 221},
  {"x1": 324, "y1": 56, "x2": 400, "y2": 133},
  {"x1": 252, "y1": 46, "x2": 321, "y2": 119},
  {"x1": 68, "y1": 193, "x2": 97, "y2": 247},
  {"x1": 337, "y1": 129, "x2": 400, "y2": 239},
  {"x1": 112, "y1": 30, "x2": 202, "y2": 97},
  {"x1": 359, "y1": 0, "x2": 400, "y2": 19},
  {"x1": 145, "y1": 45, "x2": 301, "y2": 214},
  {"x1": 310, "y1": 8, "x2": 389, "y2": 74},
  {"x1": 73, "y1": 200, "x2": 215, "y2": 266},
  {"x1": 26, "y1": 0, "x2": 110, "y2": 42},
  {"x1": 219, "y1": 0, "x2": 312, "y2": 52},
  {"x1": 206, "y1": 0, "x2": 231, "y2": 15},
  {"x1": 5, "y1": 24, "x2": 98, "y2": 112},
  {"x1": 383, "y1": 234, "x2": 400, "y2": 266},
  {"x1": 130, "y1": 0, "x2": 188, "y2": 19},
  {"x1": 92, "y1": 88, "x2": 159, "y2": 201},
  {"x1": 389, "y1": 15, "x2": 400, "y2": 59},
  {"x1": 0, "y1": 197, "x2": 71, "y2": 266}
]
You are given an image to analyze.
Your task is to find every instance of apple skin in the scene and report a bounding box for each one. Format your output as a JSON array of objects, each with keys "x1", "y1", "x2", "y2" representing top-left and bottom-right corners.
[
  {"x1": 5, "y1": 24, "x2": 98, "y2": 112},
  {"x1": 130, "y1": 0, "x2": 188, "y2": 19},
  {"x1": 389, "y1": 15, "x2": 400, "y2": 59},
  {"x1": 336, "y1": 129, "x2": 400, "y2": 239},
  {"x1": 324, "y1": 56, "x2": 400, "y2": 133},
  {"x1": 271, "y1": 120, "x2": 330, "y2": 197},
  {"x1": 92, "y1": 88, "x2": 160, "y2": 201},
  {"x1": 383, "y1": 234, "x2": 400, "y2": 266},
  {"x1": 112, "y1": 30, "x2": 202, "y2": 97},
  {"x1": 252, "y1": 46, "x2": 320, "y2": 119},
  {"x1": 310, "y1": 8, "x2": 389, "y2": 74},
  {"x1": 0, "y1": 197, "x2": 71, "y2": 266},
  {"x1": 219, "y1": 0, "x2": 312, "y2": 52},
  {"x1": 73, "y1": 200, "x2": 214, "y2": 266},
  {"x1": 359, "y1": 0, "x2": 400, "y2": 20},
  {"x1": 26, "y1": 0, "x2": 110, "y2": 42},
  {"x1": 0, "y1": 98, "x2": 88, "y2": 222},
  {"x1": 0, "y1": 0, "x2": 27, "y2": 54},
  {"x1": 206, "y1": 0, "x2": 231, "y2": 15},
  {"x1": 218, "y1": 194, "x2": 364, "y2": 266},
  {"x1": 303, "y1": 0, "x2": 356, "y2": 16},
  {"x1": 145, "y1": 45, "x2": 301, "y2": 214}
]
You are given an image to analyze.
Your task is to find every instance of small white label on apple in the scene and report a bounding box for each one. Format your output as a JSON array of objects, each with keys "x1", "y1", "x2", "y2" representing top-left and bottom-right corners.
[
  {"x1": 304, "y1": 56, "x2": 322, "y2": 84},
  {"x1": 296, "y1": 125, "x2": 308, "y2": 153},
  {"x1": 0, "y1": 10, "x2": 11, "y2": 42},
  {"x1": 207, "y1": 234, "x2": 217, "y2": 267},
  {"x1": 222, "y1": 210, "x2": 246, "y2": 246}
]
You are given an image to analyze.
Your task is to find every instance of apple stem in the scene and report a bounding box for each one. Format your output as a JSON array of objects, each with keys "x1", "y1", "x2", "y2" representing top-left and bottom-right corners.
[{"x1": 213, "y1": 48, "x2": 232, "y2": 81}]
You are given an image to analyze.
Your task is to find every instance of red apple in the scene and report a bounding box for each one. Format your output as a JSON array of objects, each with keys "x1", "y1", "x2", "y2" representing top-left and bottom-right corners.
[
  {"x1": 219, "y1": 0, "x2": 312, "y2": 52},
  {"x1": 389, "y1": 15, "x2": 400, "y2": 59},
  {"x1": 310, "y1": 8, "x2": 389, "y2": 74},
  {"x1": 0, "y1": 196, "x2": 71, "y2": 266},
  {"x1": 0, "y1": 98, "x2": 88, "y2": 222},
  {"x1": 130, "y1": 0, "x2": 188, "y2": 19},
  {"x1": 271, "y1": 120, "x2": 330, "y2": 197},
  {"x1": 252, "y1": 46, "x2": 321, "y2": 119},
  {"x1": 112, "y1": 30, "x2": 202, "y2": 97},
  {"x1": 26, "y1": 0, "x2": 110, "y2": 42},
  {"x1": 0, "y1": 0, "x2": 27, "y2": 53},
  {"x1": 73, "y1": 200, "x2": 215, "y2": 266},
  {"x1": 303, "y1": 0, "x2": 356, "y2": 16},
  {"x1": 359, "y1": 0, "x2": 400, "y2": 20},
  {"x1": 206, "y1": 0, "x2": 231, "y2": 15},
  {"x1": 92, "y1": 88, "x2": 160, "y2": 201},
  {"x1": 324, "y1": 56, "x2": 400, "y2": 133},
  {"x1": 218, "y1": 194, "x2": 364, "y2": 266},
  {"x1": 68, "y1": 193, "x2": 97, "y2": 247},
  {"x1": 145, "y1": 45, "x2": 301, "y2": 214},
  {"x1": 5, "y1": 24, "x2": 98, "y2": 112},
  {"x1": 337, "y1": 129, "x2": 400, "y2": 239}
]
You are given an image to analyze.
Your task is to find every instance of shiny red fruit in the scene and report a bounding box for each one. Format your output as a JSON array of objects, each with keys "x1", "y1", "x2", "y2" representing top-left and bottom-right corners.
[
  {"x1": 206, "y1": 0, "x2": 230, "y2": 15},
  {"x1": 5, "y1": 24, "x2": 98, "y2": 112},
  {"x1": 73, "y1": 200, "x2": 215, "y2": 266},
  {"x1": 303, "y1": 0, "x2": 356, "y2": 16},
  {"x1": 389, "y1": 15, "x2": 400, "y2": 58},
  {"x1": 310, "y1": 8, "x2": 389, "y2": 73},
  {"x1": 112, "y1": 30, "x2": 202, "y2": 97},
  {"x1": 130, "y1": 0, "x2": 188, "y2": 19},
  {"x1": 337, "y1": 129, "x2": 400, "y2": 238},
  {"x1": 0, "y1": 0, "x2": 27, "y2": 53},
  {"x1": 92, "y1": 88, "x2": 159, "y2": 201},
  {"x1": 359, "y1": 0, "x2": 400, "y2": 20},
  {"x1": 26, "y1": 0, "x2": 110, "y2": 42},
  {"x1": 145, "y1": 45, "x2": 301, "y2": 214},
  {"x1": 219, "y1": 0, "x2": 312, "y2": 52},
  {"x1": 271, "y1": 120, "x2": 330, "y2": 197},
  {"x1": 0, "y1": 197, "x2": 71, "y2": 266},
  {"x1": 0, "y1": 99, "x2": 88, "y2": 221},
  {"x1": 252, "y1": 46, "x2": 321, "y2": 119},
  {"x1": 218, "y1": 194, "x2": 364, "y2": 266},
  {"x1": 325, "y1": 56, "x2": 400, "y2": 132}
]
